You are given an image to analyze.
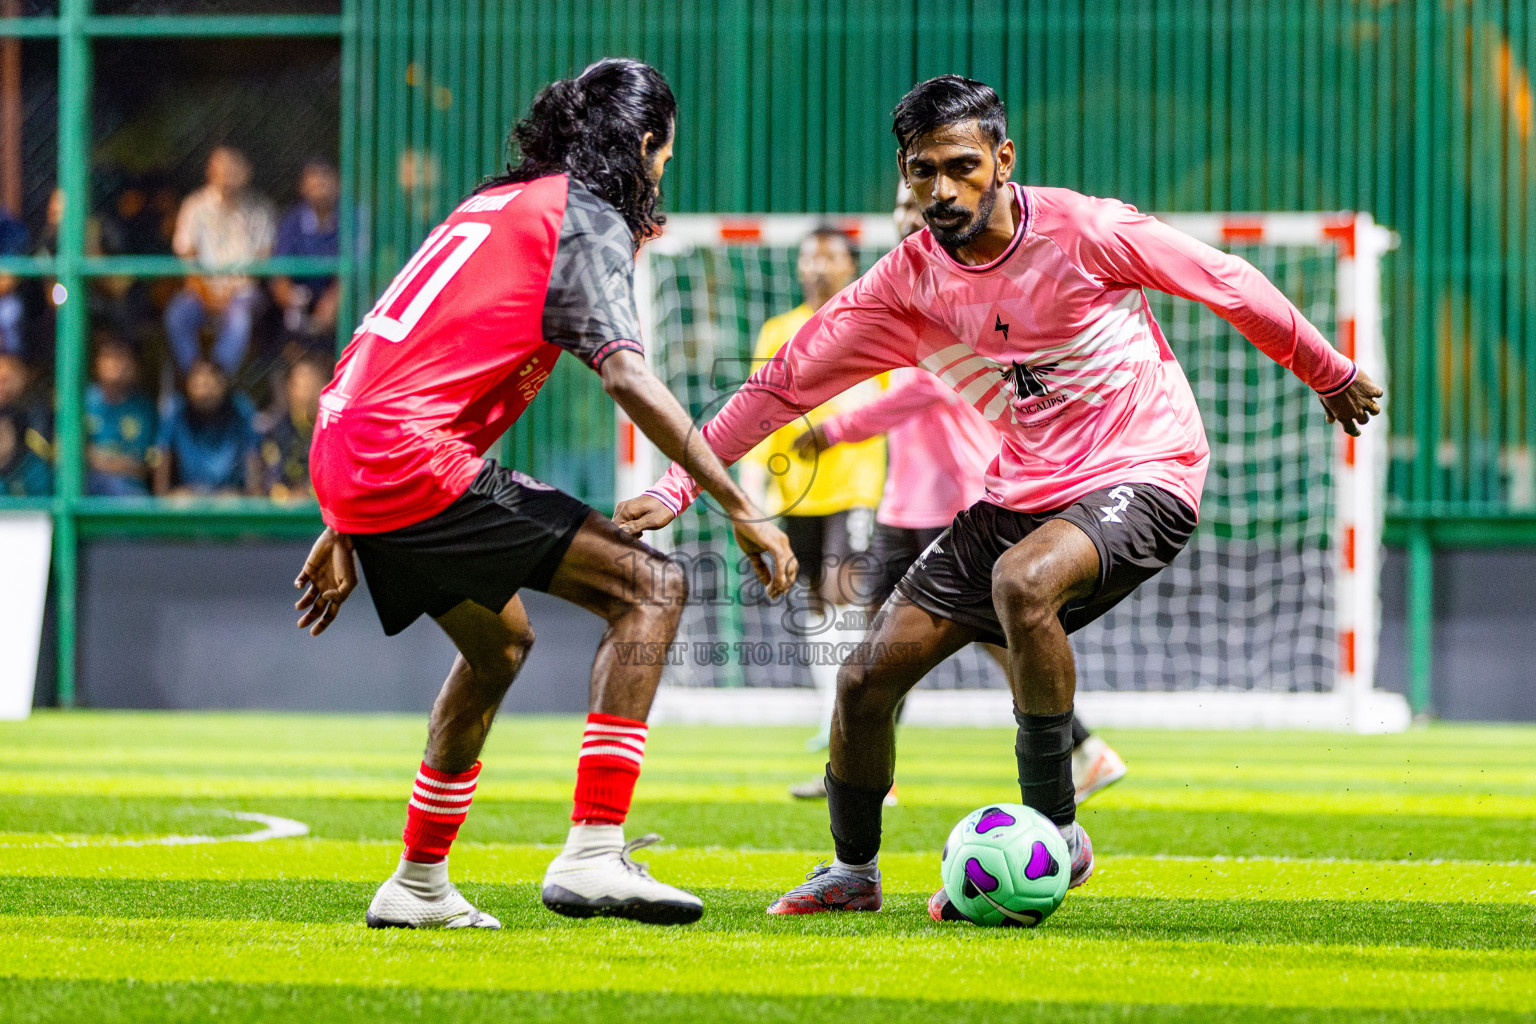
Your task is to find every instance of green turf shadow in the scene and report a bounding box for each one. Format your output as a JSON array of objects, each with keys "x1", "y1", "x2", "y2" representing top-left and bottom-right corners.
[
  {"x1": 4, "y1": 878, "x2": 1533, "y2": 951},
  {"x1": 7, "y1": 794, "x2": 1534, "y2": 862},
  {"x1": 1, "y1": 978, "x2": 1532, "y2": 1024},
  {"x1": 1078, "y1": 807, "x2": 1536, "y2": 862}
]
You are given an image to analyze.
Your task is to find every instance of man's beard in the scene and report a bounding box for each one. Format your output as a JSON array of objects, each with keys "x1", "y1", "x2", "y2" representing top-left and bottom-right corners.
[{"x1": 924, "y1": 180, "x2": 999, "y2": 250}]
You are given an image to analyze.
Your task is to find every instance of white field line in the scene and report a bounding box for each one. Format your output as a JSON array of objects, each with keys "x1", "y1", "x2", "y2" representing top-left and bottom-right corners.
[
  {"x1": 426, "y1": 841, "x2": 1536, "y2": 871},
  {"x1": 1132, "y1": 852, "x2": 1536, "y2": 868},
  {"x1": 0, "y1": 810, "x2": 309, "y2": 850}
]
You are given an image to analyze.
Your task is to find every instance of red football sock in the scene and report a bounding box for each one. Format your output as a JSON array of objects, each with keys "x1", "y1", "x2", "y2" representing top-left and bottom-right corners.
[
  {"x1": 401, "y1": 760, "x2": 481, "y2": 863},
  {"x1": 571, "y1": 713, "x2": 647, "y2": 825}
]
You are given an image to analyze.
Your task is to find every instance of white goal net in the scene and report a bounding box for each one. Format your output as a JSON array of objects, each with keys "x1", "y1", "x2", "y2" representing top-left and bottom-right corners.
[{"x1": 625, "y1": 212, "x2": 1406, "y2": 732}]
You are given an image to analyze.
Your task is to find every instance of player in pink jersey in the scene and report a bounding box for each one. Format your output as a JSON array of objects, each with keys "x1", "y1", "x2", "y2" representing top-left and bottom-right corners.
[
  {"x1": 786, "y1": 181, "x2": 1127, "y2": 806},
  {"x1": 615, "y1": 76, "x2": 1381, "y2": 919},
  {"x1": 294, "y1": 60, "x2": 795, "y2": 930}
]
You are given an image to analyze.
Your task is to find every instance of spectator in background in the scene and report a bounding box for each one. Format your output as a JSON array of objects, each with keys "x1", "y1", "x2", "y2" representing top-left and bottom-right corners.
[
  {"x1": 259, "y1": 353, "x2": 328, "y2": 500},
  {"x1": 151, "y1": 357, "x2": 260, "y2": 496},
  {"x1": 0, "y1": 206, "x2": 28, "y2": 357},
  {"x1": 270, "y1": 159, "x2": 340, "y2": 350},
  {"x1": 0, "y1": 351, "x2": 50, "y2": 461},
  {"x1": 165, "y1": 146, "x2": 275, "y2": 376},
  {"x1": 85, "y1": 335, "x2": 157, "y2": 496},
  {"x1": 0, "y1": 405, "x2": 49, "y2": 496},
  {"x1": 36, "y1": 183, "x2": 165, "y2": 353},
  {"x1": 0, "y1": 350, "x2": 27, "y2": 411}
]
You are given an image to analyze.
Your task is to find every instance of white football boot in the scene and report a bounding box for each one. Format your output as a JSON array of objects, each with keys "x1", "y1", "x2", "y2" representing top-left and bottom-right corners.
[
  {"x1": 366, "y1": 857, "x2": 501, "y2": 929},
  {"x1": 1072, "y1": 734, "x2": 1128, "y2": 805},
  {"x1": 541, "y1": 825, "x2": 703, "y2": 925}
]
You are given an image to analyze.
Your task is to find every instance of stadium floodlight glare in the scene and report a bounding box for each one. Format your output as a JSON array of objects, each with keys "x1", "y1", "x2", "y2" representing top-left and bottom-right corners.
[{"x1": 625, "y1": 211, "x2": 1407, "y2": 734}]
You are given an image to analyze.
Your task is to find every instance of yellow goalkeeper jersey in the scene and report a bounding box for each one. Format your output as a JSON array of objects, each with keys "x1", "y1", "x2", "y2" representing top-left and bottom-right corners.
[{"x1": 741, "y1": 303, "x2": 886, "y2": 517}]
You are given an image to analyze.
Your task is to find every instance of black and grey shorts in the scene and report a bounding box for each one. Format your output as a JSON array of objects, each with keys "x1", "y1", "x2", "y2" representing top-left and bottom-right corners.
[
  {"x1": 351, "y1": 460, "x2": 592, "y2": 635},
  {"x1": 780, "y1": 506, "x2": 874, "y2": 592},
  {"x1": 894, "y1": 484, "x2": 1197, "y2": 646},
  {"x1": 865, "y1": 522, "x2": 947, "y2": 611}
]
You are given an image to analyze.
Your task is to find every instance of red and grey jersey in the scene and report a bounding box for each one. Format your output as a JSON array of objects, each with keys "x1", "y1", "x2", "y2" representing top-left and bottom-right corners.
[{"x1": 311, "y1": 173, "x2": 642, "y2": 534}]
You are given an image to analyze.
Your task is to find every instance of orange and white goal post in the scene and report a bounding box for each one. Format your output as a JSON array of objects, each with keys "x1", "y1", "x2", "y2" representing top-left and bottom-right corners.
[{"x1": 625, "y1": 211, "x2": 1406, "y2": 734}]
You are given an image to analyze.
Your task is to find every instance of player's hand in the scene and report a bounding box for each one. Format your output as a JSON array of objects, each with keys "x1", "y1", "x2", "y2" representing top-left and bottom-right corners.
[
  {"x1": 790, "y1": 425, "x2": 830, "y2": 457},
  {"x1": 731, "y1": 517, "x2": 798, "y2": 600},
  {"x1": 613, "y1": 494, "x2": 676, "y2": 536},
  {"x1": 1320, "y1": 370, "x2": 1383, "y2": 437},
  {"x1": 294, "y1": 527, "x2": 356, "y2": 637}
]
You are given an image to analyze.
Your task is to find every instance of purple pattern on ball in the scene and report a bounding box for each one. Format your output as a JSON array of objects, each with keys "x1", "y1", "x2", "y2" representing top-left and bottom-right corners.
[
  {"x1": 964, "y1": 857, "x2": 1000, "y2": 893},
  {"x1": 1024, "y1": 840, "x2": 1060, "y2": 880},
  {"x1": 974, "y1": 808, "x2": 1017, "y2": 835}
]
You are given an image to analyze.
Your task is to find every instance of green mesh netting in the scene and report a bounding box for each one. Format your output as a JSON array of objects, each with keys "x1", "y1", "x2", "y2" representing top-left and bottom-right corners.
[{"x1": 646, "y1": 238, "x2": 1338, "y2": 693}]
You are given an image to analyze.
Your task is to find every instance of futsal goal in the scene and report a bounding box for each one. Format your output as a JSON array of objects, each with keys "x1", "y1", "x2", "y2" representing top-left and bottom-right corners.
[{"x1": 622, "y1": 211, "x2": 1408, "y2": 734}]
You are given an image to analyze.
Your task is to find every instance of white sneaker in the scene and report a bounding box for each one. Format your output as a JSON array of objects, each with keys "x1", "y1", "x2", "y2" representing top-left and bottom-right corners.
[
  {"x1": 541, "y1": 825, "x2": 703, "y2": 925},
  {"x1": 366, "y1": 857, "x2": 501, "y2": 929},
  {"x1": 1072, "y1": 735, "x2": 1128, "y2": 804}
]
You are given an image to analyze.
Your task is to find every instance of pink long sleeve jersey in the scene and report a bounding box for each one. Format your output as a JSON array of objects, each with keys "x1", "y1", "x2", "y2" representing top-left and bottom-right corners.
[
  {"x1": 648, "y1": 183, "x2": 1357, "y2": 519},
  {"x1": 818, "y1": 366, "x2": 998, "y2": 530}
]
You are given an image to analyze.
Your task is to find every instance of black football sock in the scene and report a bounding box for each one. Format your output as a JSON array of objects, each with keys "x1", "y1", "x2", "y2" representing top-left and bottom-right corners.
[
  {"x1": 1016, "y1": 708, "x2": 1076, "y2": 827},
  {"x1": 824, "y1": 764, "x2": 886, "y2": 866},
  {"x1": 1070, "y1": 714, "x2": 1091, "y2": 749}
]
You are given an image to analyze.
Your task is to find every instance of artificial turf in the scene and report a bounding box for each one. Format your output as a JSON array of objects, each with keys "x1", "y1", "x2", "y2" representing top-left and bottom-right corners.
[{"x1": 0, "y1": 712, "x2": 1532, "y2": 1022}]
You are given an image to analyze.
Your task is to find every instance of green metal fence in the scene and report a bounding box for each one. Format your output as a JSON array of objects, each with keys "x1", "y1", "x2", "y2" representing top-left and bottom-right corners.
[
  {"x1": 9, "y1": 1, "x2": 1536, "y2": 710},
  {"x1": 0, "y1": 2, "x2": 345, "y2": 709},
  {"x1": 348, "y1": 1, "x2": 1536, "y2": 528}
]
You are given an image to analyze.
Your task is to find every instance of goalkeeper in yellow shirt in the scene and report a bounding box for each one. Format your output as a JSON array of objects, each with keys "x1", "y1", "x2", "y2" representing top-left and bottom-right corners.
[{"x1": 740, "y1": 226, "x2": 886, "y2": 751}]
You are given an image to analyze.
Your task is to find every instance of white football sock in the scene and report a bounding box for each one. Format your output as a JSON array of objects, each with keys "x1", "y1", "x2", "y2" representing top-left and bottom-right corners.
[
  {"x1": 811, "y1": 606, "x2": 861, "y2": 728},
  {"x1": 558, "y1": 822, "x2": 625, "y2": 860},
  {"x1": 810, "y1": 658, "x2": 839, "y2": 733},
  {"x1": 832, "y1": 855, "x2": 879, "y2": 879},
  {"x1": 392, "y1": 855, "x2": 449, "y2": 899}
]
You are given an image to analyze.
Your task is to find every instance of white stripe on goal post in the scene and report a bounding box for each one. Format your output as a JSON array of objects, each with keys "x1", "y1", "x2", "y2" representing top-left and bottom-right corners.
[{"x1": 633, "y1": 210, "x2": 1408, "y2": 733}]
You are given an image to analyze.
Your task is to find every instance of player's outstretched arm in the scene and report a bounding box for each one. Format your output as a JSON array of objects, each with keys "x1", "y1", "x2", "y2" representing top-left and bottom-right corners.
[
  {"x1": 1062, "y1": 197, "x2": 1381, "y2": 430},
  {"x1": 617, "y1": 275, "x2": 918, "y2": 553},
  {"x1": 793, "y1": 369, "x2": 959, "y2": 454},
  {"x1": 294, "y1": 526, "x2": 357, "y2": 636},
  {"x1": 601, "y1": 350, "x2": 797, "y2": 598}
]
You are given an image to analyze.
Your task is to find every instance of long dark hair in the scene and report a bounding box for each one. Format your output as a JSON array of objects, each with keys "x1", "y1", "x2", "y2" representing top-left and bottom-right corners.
[{"x1": 481, "y1": 58, "x2": 676, "y2": 247}]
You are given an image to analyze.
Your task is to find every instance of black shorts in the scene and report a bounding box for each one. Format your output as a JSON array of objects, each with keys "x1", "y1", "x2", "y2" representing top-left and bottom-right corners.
[
  {"x1": 895, "y1": 484, "x2": 1197, "y2": 646},
  {"x1": 781, "y1": 507, "x2": 873, "y2": 591},
  {"x1": 351, "y1": 461, "x2": 591, "y2": 636},
  {"x1": 865, "y1": 522, "x2": 947, "y2": 610}
]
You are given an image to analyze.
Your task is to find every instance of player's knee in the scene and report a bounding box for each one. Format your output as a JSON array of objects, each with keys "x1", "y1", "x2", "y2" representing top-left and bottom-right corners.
[
  {"x1": 662, "y1": 558, "x2": 689, "y2": 608},
  {"x1": 628, "y1": 556, "x2": 687, "y2": 623},
  {"x1": 836, "y1": 659, "x2": 900, "y2": 715},
  {"x1": 479, "y1": 626, "x2": 533, "y2": 687},
  {"x1": 504, "y1": 623, "x2": 536, "y2": 665},
  {"x1": 835, "y1": 659, "x2": 867, "y2": 698},
  {"x1": 992, "y1": 556, "x2": 1059, "y2": 632}
]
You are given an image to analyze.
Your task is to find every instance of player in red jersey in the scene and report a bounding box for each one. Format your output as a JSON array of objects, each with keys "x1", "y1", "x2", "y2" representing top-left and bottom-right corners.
[{"x1": 294, "y1": 59, "x2": 795, "y2": 929}]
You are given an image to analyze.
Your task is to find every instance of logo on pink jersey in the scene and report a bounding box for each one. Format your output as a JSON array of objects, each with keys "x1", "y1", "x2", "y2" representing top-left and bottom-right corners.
[{"x1": 1001, "y1": 359, "x2": 1058, "y2": 400}]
